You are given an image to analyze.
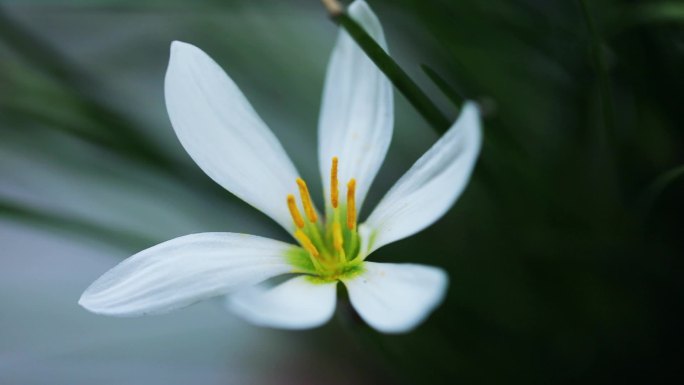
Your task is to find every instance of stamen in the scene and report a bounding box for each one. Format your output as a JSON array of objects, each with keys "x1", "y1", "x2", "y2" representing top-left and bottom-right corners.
[
  {"x1": 295, "y1": 229, "x2": 320, "y2": 258},
  {"x1": 346, "y1": 179, "x2": 356, "y2": 230},
  {"x1": 331, "y1": 157, "x2": 339, "y2": 208},
  {"x1": 286, "y1": 194, "x2": 305, "y2": 229},
  {"x1": 332, "y1": 221, "x2": 344, "y2": 251},
  {"x1": 296, "y1": 178, "x2": 318, "y2": 223}
]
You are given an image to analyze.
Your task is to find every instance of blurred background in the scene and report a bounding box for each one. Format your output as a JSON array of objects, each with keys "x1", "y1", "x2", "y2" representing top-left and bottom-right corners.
[{"x1": 1, "y1": 0, "x2": 682, "y2": 384}]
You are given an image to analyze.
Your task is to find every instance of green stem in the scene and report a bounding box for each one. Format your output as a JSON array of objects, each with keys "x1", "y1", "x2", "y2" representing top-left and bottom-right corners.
[{"x1": 324, "y1": 1, "x2": 451, "y2": 133}]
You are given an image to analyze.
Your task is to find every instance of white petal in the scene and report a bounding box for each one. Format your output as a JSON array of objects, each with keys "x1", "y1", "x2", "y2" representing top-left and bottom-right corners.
[
  {"x1": 318, "y1": 0, "x2": 393, "y2": 212},
  {"x1": 360, "y1": 102, "x2": 482, "y2": 255},
  {"x1": 228, "y1": 276, "x2": 337, "y2": 330},
  {"x1": 343, "y1": 262, "x2": 448, "y2": 333},
  {"x1": 165, "y1": 41, "x2": 300, "y2": 233},
  {"x1": 79, "y1": 233, "x2": 295, "y2": 316}
]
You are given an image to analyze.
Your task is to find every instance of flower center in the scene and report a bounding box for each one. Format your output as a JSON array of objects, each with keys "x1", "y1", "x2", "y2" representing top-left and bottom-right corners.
[{"x1": 285, "y1": 157, "x2": 363, "y2": 281}]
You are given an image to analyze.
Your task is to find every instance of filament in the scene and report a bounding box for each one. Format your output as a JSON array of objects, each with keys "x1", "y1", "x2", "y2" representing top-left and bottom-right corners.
[{"x1": 294, "y1": 229, "x2": 320, "y2": 258}]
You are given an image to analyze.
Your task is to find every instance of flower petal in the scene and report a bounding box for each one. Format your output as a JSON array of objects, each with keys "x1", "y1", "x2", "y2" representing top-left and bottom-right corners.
[
  {"x1": 228, "y1": 276, "x2": 337, "y2": 330},
  {"x1": 318, "y1": 0, "x2": 393, "y2": 212},
  {"x1": 360, "y1": 102, "x2": 482, "y2": 255},
  {"x1": 342, "y1": 262, "x2": 448, "y2": 333},
  {"x1": 79, "y1": 233, "x2": 296, "y2": 316},
  {"x1": 165, "y1": 41, "x2": 300, "y2": 233}
]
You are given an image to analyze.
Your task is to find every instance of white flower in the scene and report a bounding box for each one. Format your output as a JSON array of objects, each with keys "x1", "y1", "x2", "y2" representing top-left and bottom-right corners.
[{"x1": 78, "y1": 0, "x2": 482, "y2": 334}]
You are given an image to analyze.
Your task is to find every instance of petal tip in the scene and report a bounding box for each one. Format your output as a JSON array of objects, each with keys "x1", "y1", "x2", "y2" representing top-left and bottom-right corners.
[
  {"x1": 77, "y1": 286, "x2": 114, "y2": 315},
  {"x1": 77, "y1": 291, "x2": 108, "y2": 315},
  {"x1": 170, "y1": 40, "x2": 190, "y2": 52},
  {"x1": 77, "y1": 292, "x2": 89, "y2": 309},
  {"x1": 169, "y1": 40, "x2": 204, "y2": 63},
  {"x1": 462, "y1": 100, "x2": 481, "y2": 119},
  {"x1": 348, "y1": 0, "x2": 380, "y2": 28},
  {"x1": 349, "y1": 0, "x2": 370, "y2": 14}
]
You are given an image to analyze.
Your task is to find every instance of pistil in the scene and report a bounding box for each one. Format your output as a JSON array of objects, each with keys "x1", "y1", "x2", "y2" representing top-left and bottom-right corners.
[{"x1": 332, "y1": 221, "x2": 346, "y2": 262}]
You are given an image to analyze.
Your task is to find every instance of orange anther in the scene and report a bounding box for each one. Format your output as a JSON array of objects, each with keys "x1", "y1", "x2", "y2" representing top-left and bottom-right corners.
[
  {"x1": 296, "y1": 178, "x2": 318, "y2": 223},
  {"x1": 286, "y1": 194, "x2": 305, "y2": 229},
  {"x1": 346, "y1": 179, "x2": 356, "y2": 230},
  {"x1": 331, "y1": 157, "x2": 339, "y2": 208}
]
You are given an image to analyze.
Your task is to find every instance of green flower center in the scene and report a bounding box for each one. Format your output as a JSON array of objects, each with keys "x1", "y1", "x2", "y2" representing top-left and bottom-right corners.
[{"x1": 285, "y1": 157, "x2": 364, "y2": 282}]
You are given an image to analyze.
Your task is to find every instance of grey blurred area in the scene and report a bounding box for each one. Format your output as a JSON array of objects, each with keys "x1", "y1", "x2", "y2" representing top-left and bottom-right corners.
[
  {"x1": 0, "y1": 1, "x2": 400, "y2": 384},
  {"x1": 1, "y1": 223, "x2": 336, "y2": 385}
]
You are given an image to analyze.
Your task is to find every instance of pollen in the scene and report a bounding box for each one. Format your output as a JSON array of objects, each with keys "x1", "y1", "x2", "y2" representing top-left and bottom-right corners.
[
  {"x1": 331, "y1": 157, "x2": 339, "y2": 208},
  {"x1": 295, "y1": 229, "x2": 320, "y2": 258},
  {"x1": 346, "y1": 178, "x2": 356, "y2": 230},
  {"x1": 296, "y1": 178, "x2": 318, "y2": 223},
  {"x1": 286, "y1": 194, "x2": 305, "y2": 229}
]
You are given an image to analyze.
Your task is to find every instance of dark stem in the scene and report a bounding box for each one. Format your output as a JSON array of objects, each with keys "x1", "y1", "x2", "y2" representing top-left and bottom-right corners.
[{"x1": 324, "y1": 1, "x2": 451, "y2": 134}]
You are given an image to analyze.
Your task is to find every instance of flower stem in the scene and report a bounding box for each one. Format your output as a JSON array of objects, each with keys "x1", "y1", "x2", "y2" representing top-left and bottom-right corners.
[{"x1": 322, "y1": 0, "x2": 451, "y2": 134}]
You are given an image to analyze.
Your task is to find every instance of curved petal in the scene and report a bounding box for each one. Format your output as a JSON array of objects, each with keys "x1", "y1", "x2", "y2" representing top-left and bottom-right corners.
[
  {"x1": 165, "y1": 41, "x2": 300, "y2": 233},
  {"x1": 318, "y1": 0, "x2": 393, "y2": 212},
  {"x1": 227, "y1": 276, "x2": 337, "y2": 330},
  {"x1": 360, "y1": 102, "x2": 482, "y2": 255},
  {"x1": 342, "y1": 262, "x2": 448, "y2": 333},
  {"x1": 79, "y1": 233, "x2": 296, "y2": 316}
]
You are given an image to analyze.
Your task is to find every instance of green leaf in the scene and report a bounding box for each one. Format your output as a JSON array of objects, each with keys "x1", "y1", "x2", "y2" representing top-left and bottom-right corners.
[{"x1": 421, "y1": 64, "x2": 465, "y2": 111}]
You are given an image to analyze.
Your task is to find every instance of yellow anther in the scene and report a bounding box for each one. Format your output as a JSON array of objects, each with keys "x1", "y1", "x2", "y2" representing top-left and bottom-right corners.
[
  {"x1": 346, "y1": 179, "x2": 356, "y2": 230},
  {"x1": 332, "y1": 221, "x2": 344, "y2": 252},
  {"x1": 294, "y1": 229, "x2": 320, "y2": 258},
  {"x1": 286, "y1": 194, "x2": 305, "y2": 229},
  {"x1": 296, "y1": 178, "x2": 318, "y2": 223},
  {"x1": 331, "y1": 157, "x2": 339, "y2": 208}
]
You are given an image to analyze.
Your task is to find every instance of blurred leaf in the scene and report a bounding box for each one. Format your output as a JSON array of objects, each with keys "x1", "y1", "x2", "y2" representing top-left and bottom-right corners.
[
  {"x1": 622, "y1": 2, "x2": 684, "y2": 26},
  {"x1": 0, "y1": 6, "x2": 175, "y2": 171},
  {"x1": 0, "y1": 198, "x2": 152, "y2": 249},
  {"x1": 641, "y1": 163, "x2": 684, "y2": 214},
  {"x1": 420, "y1": 64, "x2": 465, "y2": 111}
]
